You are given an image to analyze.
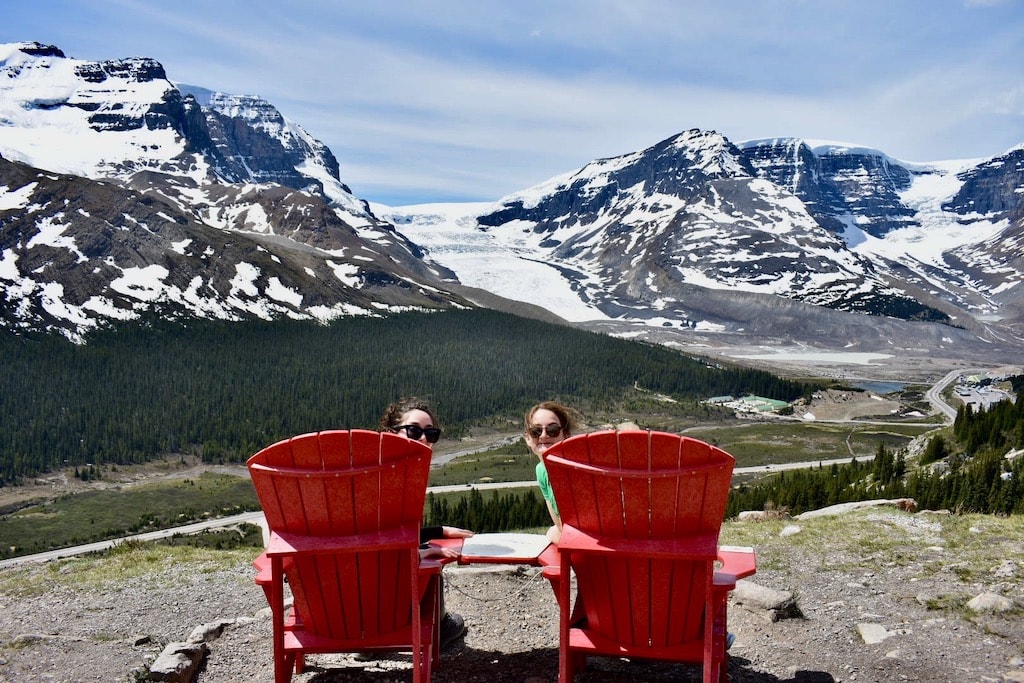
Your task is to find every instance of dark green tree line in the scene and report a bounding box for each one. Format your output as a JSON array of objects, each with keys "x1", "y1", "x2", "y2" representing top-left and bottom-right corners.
[
  {"x1": 424, "y1": 489, "x2": 551, "y2": 532},
  {"x1": 0, "y1": 309, "x2": 815, "y2": 482}
]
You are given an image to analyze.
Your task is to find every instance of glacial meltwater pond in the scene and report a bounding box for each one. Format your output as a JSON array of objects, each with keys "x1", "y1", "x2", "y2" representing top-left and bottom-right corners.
[{"x1": 728, "y1": 349, "x2": 894, "y2": 366}]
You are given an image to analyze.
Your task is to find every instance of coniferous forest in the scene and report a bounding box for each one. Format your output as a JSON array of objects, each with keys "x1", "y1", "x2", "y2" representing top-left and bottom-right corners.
[
  {"x1": 425, "y1": 489, "x2": 553, "y2": 532},
  {"x1": 0, "y1": 309, "x2": 811, "y2": 483}
]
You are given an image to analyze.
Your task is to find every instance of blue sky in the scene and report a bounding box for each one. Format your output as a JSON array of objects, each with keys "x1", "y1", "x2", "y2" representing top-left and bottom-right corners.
[{"x1": 4, "y1": 0, "x2": 1023, "y2": 205}]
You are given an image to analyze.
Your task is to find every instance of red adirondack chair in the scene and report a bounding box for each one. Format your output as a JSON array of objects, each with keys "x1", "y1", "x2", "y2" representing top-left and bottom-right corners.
[
  {"x1": 247, "y1": 429, "x2": 440, "y2": 683},
  {"x1": 540, "y1": 430, "x2": 756, "y2": 683}
]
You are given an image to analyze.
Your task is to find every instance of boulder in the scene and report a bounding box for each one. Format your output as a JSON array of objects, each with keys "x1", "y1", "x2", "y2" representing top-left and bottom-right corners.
[
  {"x1": 732, "y1": 580, "x2": 802, "y2": 621},
  {"x1": 857, "y1": 622, "x2": 894, "y2": 644},
  {"x1": 148, "y1": 641, "x2": 209, "y2": 683},
  {"x1": 187, "y1": 619, "x2": 233, "y2": 643},
  {"x1": 966, "y1": 592, "x2": 1016, "y2": 613}
]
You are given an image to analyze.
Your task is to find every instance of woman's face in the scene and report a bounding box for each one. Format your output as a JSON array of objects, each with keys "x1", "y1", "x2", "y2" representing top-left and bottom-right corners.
[
  {"x1": 525, "y1": 407, "x2": 566, "y2": 458},
  {"x1": 394, "y1": 408, "x2": 438, "y2": 450}
]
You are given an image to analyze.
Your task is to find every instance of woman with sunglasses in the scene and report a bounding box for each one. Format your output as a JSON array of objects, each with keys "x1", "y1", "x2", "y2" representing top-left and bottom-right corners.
[
  {"x1": 524, "y1": 400, "x2": 581, "y2": 544},
  {"x1": 378, "y1": 396, "x2": 473, "y2": 550},
  {"x1": 378, "y1": 396, "x2": 473, "y2": 651}
]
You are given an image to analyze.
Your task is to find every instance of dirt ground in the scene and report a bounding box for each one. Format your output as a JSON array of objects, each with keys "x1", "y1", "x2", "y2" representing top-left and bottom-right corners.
[
  {"x1": 1, "y1": 508, "x2": 1022, "y2": 683},
  {"x1": 790, "y1": 388, "x2": 906, "y2": 422}
]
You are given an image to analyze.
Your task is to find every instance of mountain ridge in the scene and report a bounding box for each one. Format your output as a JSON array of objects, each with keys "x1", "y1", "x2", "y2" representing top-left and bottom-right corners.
[
  {"x1": 1, "y1": 41, "x2": 473, "y2": 339},
  {"x1": 2, "y1": 41, "x2": 1021, "y2": 369}
]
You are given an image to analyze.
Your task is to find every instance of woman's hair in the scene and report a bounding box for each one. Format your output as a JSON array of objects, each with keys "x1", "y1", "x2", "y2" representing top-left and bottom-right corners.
[
  {"x1": 524, "y1": 401, "x2": 581, "y2": 437},
  {"x1": 378, "y1": 396, "x2": 440, "y2": 431}
]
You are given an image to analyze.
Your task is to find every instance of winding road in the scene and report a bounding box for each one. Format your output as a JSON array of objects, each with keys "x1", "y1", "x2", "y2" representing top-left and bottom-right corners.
[{"x1": 926, "y1": 369, "x2": 962, "y2": 422}]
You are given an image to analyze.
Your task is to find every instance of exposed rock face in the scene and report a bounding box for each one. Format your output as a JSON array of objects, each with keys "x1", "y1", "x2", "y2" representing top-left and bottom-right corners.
[
  {"x1": 13, "y1": 48, "x2": 173, "y2": 136},
  {"x1": 183, "y1": 90, "x2": 348, "y2": 194},
  {"x1": 0, "y1": 157, "x2": 467, "y2": 338},
  {"x1": 11, "y1": 41, "x2": 64, "y2": 58},
  {"x1": 944, "y1": 146, "x2": 1024, "y2": 217},
  {"x1": 740, "y1": 137, "x2": 918, "y2": 238}
]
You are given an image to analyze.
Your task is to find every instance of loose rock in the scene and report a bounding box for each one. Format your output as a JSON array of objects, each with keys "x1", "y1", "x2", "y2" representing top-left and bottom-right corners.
[
  {"x1": 150, "y1": 641, "x2": 209, "y2": 682},
  {"x1": 967, "y1": 592, "x2": 1016, "y2": 613}
]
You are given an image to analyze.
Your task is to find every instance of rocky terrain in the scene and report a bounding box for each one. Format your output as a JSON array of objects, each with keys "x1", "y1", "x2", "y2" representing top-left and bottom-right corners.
[{"x1": 0, "y1": 506, "x2": 1021, "y2": 683}]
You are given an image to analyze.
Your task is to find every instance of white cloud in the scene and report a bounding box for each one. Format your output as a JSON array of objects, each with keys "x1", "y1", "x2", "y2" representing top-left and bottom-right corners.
[{"x1": 2, "y1": 0, "x2": 1022, "y2": 204}]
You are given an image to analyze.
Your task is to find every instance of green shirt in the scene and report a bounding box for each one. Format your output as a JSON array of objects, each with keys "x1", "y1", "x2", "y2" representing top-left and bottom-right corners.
[{"x1": 535, "y1": 461, "x2": 558, "y2": 516}]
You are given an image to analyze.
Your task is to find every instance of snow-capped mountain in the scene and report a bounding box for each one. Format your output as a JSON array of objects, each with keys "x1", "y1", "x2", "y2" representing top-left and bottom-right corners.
[
  {"x1": 2, "y1": 41, "x2": 1022, "y2": 364},
  {"x1": 739, "y1": 138, "x2": 1024, "y2": 322},
  {"x1": 0, "y1": 42, "x2": 468, "y2": 338},
  {"x1": 468, "y1": 130, "x2": 946, "y2": 320},
  {"x1": 382, "y1": 131, "x2": 1023, "y2": 359}
]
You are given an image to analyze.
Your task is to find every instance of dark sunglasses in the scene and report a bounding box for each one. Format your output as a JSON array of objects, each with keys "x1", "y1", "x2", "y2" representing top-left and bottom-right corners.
[
  {"x1": 392, "y1": 424, "x2": 442, "y2": 444},
  {"x1": 527, "y1": 424, "x2": 563, "y2": 439}
]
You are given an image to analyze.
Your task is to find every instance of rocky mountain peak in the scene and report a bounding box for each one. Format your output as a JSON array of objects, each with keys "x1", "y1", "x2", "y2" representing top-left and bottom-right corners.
[
  {"x1": 477, "y1": 129, "x2": 752, "y2": 232},
  {"x1": 0, "y1": 42, "x2": 470, "y2": 339},
  {"x1": 738, "y1": 138, "x2": 917, "y2": 239},
  {"x1": 73, "y1": 55, "x2": 168, "y2": 84},
  {"x1": 2, "y1": 41, "x2": 65, "y2": 59},
  {"x1": 658, "y1": 128, "x2": 754, "y2": 178}
]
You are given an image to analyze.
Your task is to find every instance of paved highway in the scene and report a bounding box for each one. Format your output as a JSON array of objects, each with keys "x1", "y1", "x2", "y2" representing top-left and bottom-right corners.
[
  {"x1": 925, "y1": 369, "x2": 963, "y2": 422},
  {"x1": 0, "y1": 510, "x2": 270, "y2": 569}
]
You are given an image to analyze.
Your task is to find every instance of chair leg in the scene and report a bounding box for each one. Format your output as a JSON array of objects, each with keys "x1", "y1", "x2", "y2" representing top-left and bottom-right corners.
[
  {"x1": 572, "y1": 651, "x2": 586, "y2": 677},
  {"x1": 271, "y1": 557, "x2": 292, "y2": 683},
  {"x1": 558, "y1": 551, "x2": 572, "y2": 683},
  {"x1": 708, "y1": 586, "x2": 730, "y2": 682},
  {"x1": 423, "y1": 639, "x2": 434, "y2": 682},
  {"x1": 276, "y1": 654, "x2": 295, "y2": 683},
  {"x1": 557, "y1": 551, "x2": 589, "y2": 681},
  {"x1": 432, "y1": 574, "x2": 442, "y2": 666}
]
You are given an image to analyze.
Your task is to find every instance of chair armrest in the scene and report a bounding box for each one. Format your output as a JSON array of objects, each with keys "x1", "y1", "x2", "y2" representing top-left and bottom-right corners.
[
  {"x1": 536, "y1": 543, "x2": 561, "y2": 569},
  {"x1": 266, "y1": 526, "x2": 421, "y2": 556},
  {"x1": 539, "y1": 542, "x2": 563, "y2": 580},
  {"x1": 714, "y1": 545, "x2": 757, "y2": 588},
  {"x1": 540, "y1": 565, "x2": 563, "y2": 582},
  {"x1": 253, "y1": 550, "x2": 271, "y2": 586},
  {"x1": 418, "y1": 558, "x2": 443, "y2": 575},
  {"x1": 558, "y1": 525, "x2": 719, "y2": 560}
]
